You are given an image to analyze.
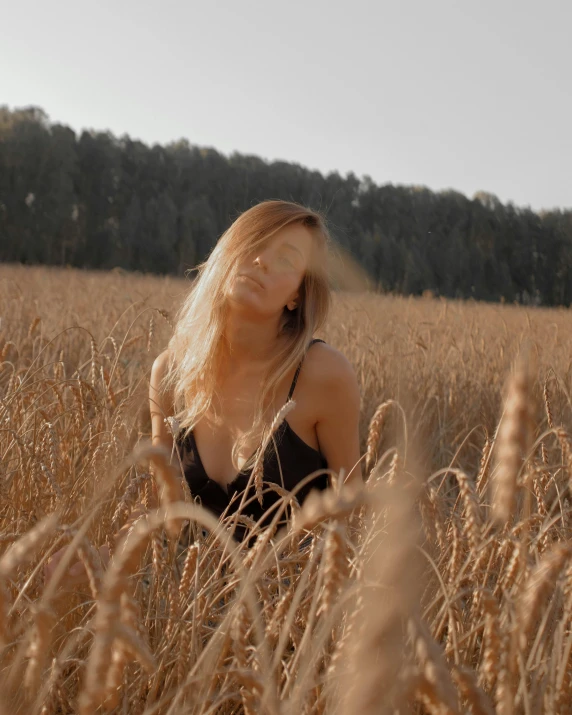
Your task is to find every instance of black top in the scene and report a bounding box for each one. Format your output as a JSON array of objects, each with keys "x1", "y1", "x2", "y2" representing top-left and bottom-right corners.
[{"x1": 175, "y1": 338, "x2": 329, "y2": 543}]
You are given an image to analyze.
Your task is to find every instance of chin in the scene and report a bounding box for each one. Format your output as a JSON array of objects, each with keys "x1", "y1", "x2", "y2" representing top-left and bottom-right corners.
[{"x1": 227, "y1": 290, "x2": 260, "y2": 310}]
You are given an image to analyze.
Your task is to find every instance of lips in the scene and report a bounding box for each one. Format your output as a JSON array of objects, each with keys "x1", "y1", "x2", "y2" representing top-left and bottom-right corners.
[{"x1": 241, "y1": 273, "x2": 265, "y2": 289}]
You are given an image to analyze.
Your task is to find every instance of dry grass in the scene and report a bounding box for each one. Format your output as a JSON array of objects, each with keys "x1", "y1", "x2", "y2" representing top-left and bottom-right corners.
[{"x1": 2, "y1": 262, "x2": 572, "y2": 714}]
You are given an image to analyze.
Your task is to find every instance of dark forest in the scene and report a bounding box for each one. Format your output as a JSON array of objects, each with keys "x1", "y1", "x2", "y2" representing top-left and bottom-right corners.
[{"x1": 1, "y1": 105, "x2": 571, "y2": 306}]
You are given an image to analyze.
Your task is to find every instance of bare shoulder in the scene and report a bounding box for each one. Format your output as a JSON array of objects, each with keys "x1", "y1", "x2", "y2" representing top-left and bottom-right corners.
[
  {"x1": 151, "y1": 348, "x2": 171, "y2": 378},
  {"x1": 150, "y1": 349, "x2": 174, "y2": 408},
  {"x1": 303, "y1": 341, "x2": 361, "y2": 428},
  {"x1": 304, "y1": 341, "x2": 358, "y2": 387},
  {"x1": 303, "y1": 342, "x2": 361, "y2": 418}
]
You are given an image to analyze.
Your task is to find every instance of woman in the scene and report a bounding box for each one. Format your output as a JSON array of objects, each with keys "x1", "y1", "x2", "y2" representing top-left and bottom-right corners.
[
  {"x1": 152, "y1": 199, "x2": 362, "y2": 543},
  {"x1": 45, "y1": 199, "x2": 362, "y2": 584}
]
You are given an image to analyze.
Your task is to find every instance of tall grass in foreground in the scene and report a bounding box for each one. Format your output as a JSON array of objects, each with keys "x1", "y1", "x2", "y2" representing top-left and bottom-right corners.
[{"x1": 1, "y1": 264, "x2": 572, "y2": 713}]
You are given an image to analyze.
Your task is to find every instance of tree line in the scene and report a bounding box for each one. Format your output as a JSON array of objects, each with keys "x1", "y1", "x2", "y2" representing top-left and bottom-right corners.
[{"x1": 1, "y1": 105, "x2": 571, "y2": 305}]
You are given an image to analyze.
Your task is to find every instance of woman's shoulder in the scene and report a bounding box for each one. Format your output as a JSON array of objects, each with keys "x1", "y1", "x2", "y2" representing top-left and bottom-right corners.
[
  {"x1": 150, "y1": 349, "x2": 175, "y2": 404},
  {"x1": 304, "y1": 340, "x2": 358, "y2": 389},
  {"x1": 151, "y1": 348, "x2": 171, "y2": 376},
  {"x1": 302, "y1": 341, "x2": 361, "y2": 426}
]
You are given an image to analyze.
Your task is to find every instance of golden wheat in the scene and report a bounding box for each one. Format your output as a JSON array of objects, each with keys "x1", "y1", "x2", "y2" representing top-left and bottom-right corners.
[{"x1": 3, "y1": 263, "x2": 572, "y2": 713}]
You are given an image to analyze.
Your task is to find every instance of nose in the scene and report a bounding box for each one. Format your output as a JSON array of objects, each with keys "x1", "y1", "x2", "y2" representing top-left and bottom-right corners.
[{"x1": 253, "y1": 253, "x2": 268, "y2": 271}]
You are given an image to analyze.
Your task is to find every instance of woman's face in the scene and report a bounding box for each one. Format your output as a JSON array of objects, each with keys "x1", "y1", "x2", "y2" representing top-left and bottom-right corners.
[{"x1": 226, "y1": 223, "x2": 314, "y2": 317}]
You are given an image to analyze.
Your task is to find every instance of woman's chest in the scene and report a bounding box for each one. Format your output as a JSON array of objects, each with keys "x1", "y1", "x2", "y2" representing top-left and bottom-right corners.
[{"x1": 191, "y1": 372, "x2": 319, "y2": 483}]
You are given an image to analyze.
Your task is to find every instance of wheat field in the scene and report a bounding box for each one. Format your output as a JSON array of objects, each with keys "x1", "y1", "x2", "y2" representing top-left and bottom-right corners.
[{"x1": 1, "y1": 262, "x2": 572, "y2": 714}]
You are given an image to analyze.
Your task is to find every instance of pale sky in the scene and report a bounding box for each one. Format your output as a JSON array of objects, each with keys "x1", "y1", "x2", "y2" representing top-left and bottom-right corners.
[{"x1": 3, "y1": 0, "x2": 571, "y2": 212}]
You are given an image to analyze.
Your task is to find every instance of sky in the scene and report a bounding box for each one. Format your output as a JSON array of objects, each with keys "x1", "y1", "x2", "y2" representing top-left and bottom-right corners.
[{"x1": 3, "y1": 0, "x2": 571, "y2": 212}]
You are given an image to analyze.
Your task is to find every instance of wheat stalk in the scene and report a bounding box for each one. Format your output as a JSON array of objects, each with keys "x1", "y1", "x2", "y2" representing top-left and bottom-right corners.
[{"x1": 491, "y1": 354, "x2": 532, "y2": 527}]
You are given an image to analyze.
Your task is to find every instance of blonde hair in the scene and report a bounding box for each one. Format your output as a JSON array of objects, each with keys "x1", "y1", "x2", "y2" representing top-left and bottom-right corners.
[{"x1": 162, "y1": 199, "x2": 332, "y2": 472}]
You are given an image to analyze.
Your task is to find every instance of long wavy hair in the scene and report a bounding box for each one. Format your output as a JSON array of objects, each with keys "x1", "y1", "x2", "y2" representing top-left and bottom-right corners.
[{"x1": 161, "y1": 199, "x2": 333, "y2": 473}]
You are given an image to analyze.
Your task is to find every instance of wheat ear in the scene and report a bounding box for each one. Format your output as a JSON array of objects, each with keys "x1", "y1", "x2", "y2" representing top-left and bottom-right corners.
[
  {"x1": 251, "y1": 399, "x2": 297, "y2": 506},
  {"x1": 365, "y1": 399, "x2": 392, "y2": 473},
  {"x1": 491, "y1": 354, "x2": 532, "y2": 527}
]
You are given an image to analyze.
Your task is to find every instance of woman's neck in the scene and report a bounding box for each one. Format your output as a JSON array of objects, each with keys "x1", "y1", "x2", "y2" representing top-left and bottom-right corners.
[{"x1": 222, "y1": 314, "x2": 285, "y2": 367}]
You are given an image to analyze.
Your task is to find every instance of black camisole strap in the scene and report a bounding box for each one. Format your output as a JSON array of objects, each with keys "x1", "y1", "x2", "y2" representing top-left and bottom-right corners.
[{"x1": 287, "y1": 338, "x2": 326, "y2": 400}]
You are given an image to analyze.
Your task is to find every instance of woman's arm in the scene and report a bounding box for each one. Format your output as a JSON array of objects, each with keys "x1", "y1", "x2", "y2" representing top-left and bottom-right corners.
[
  {"x1": 149, "y1": 349, "x2": 175, "y2": 459},
  {"x1": 314, "y1": 349, "x2": 363, "y2": 489}
]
